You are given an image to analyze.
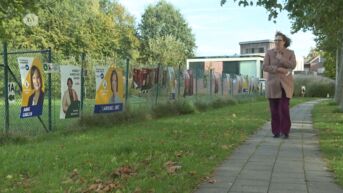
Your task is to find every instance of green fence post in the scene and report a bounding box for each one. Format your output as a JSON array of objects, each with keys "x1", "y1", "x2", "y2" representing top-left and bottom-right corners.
[
  {"x1": 48, "y1": 48, "x2": 52, "y2": 131},
  {"x1": 221, "y1": 73, "x2": 224, "y2": 96},
  {"x1": 3, "y1": 42, "x2": 9, "y2": 134},
  {"x1": 80, "y1": 53, "x2": 85, "y2": 112},
  {"x1": 178, "y1": 64, "x2": 181, "y2": 99},
  {"x1": 155, "y1": 64, "x2": 161, "y2": 105},
  {"x1": 209, "y1": 69, "x2": 213, "y2": 98},
  {"x1": 125, "y1": 58, "x2": 129, "y2": 103},
  {"x1": 195, "y1": 64, "x2": 198, "y2": 97}
]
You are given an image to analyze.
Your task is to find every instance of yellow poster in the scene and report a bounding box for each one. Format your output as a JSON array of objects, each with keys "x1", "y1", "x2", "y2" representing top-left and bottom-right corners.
[
  {"x1": 18, "y1": 57, "x2": 45, "y2": 118},
  {"x1": 94, "y1": 66, "x2": 124, "y2": 113}
]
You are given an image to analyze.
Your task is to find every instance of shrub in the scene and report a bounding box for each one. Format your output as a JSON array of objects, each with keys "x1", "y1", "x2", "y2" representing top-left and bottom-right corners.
[
  {"x1": 294, "y1": 75, "x2": 335, "y2": 97},
  {"x1": 151, "y1": 101, "x2": 178, "y2": 118},
  {"x1": 80, "y1": 105, "x2": 148, "y2": 127},
  {"x1": 152, "y1": 99, "x2": 195, "y2": 118},
  {"x1": 0, "y1": 133, "x2": 29, "y2": 145},
  {"x1": 211, "y1": 96, "x2": 237, "y2": 108},
  {"x1": 194, "y1": 100, "x2": 210, "y2": 112},
  {"x1": 175, "y1": 99, "x2": 196, "y2": 115}
]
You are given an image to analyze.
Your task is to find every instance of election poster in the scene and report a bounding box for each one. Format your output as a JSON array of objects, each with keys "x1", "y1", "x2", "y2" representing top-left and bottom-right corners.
[
  {"x1": 8, "y1": 82, "x2": 16, "y2": 104},
  {"x1": 94, "y1": 66, "x2": 124, "y2": 113},
  {"x1": 18, "y1": 57, "x2": 45, "y2": 118},
  {"x1": 60, "y1": 65, "x2": 81, "y2": 119}
]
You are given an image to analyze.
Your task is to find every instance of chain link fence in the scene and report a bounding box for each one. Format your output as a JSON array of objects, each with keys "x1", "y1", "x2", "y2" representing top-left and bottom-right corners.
[{"x1": 1, "y1": 43, "x2": 265, "y2": 137}]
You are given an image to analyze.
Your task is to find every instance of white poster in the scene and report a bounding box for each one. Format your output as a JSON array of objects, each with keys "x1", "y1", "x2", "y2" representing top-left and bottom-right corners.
[{"x1": 60, "y1": 65, "x2": 81, "y2": 119}]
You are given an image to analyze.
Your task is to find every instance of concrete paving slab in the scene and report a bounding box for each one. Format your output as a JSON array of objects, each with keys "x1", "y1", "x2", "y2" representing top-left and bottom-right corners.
[{"x1": 193, "y1": 100, "x2": 343, "y2": 193}]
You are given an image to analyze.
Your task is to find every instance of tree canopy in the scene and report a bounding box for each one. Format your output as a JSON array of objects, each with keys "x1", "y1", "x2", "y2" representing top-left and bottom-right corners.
[
  {"x1": 138, "y1": 0, "x2": 196, "y2": 66},
  {"x1": 221, "y1": 0, "x2": 343, "y2": 109},
  {"x1": 220, "y1": 0, "x2": 343, "y2": 46},
  {"x1": 1, "y1": 0, "x2": 139, "y2": 63},
  {"x1": 0, "y1": 0, "x2": 42, "y2": 40}
]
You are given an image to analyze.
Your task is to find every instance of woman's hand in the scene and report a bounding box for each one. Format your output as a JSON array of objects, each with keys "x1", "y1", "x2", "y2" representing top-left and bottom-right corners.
[{"x1": 277, "y1": 67, "x2": 289, "y2": 75}]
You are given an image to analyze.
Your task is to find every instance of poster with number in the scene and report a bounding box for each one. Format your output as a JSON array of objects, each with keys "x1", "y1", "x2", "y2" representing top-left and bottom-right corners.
[
  {"x1": 60, "y1": 65, "x2": 81, "y2": 119},
  {"x1": 18, "y1": 57, "x2": 45, "y2": 118},
  {"x1": 94, "y1": 66, "x2": 124, "y2": 113}
]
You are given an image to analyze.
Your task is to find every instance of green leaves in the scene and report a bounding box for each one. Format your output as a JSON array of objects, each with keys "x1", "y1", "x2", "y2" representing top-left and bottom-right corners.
[
  {"x1": 148, "y1": 35, "x2": 187, "y2": 67},
  {"x1": 139, "y1": 0, "x2": 196, "y2": 66},
  {"x1": 1, "y1": 0, "x2": 139, "y2": 62}
]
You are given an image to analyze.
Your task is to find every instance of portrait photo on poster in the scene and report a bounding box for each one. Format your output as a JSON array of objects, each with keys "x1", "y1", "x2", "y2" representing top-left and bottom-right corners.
[
  {"x1": 18, "y1": 57, "x2": 45, "y2": 118},
  {"x1": 94, "y1": 66, "x2": 124, "y2": 113},
  {"x1": 60, "y1": 65, "x2": 81, "y2": 119}
]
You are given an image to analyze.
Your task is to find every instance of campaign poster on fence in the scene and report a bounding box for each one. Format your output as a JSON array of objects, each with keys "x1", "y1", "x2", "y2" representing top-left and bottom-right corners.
[
  {"x1": 18, "y1": 57, "x2": 45, "y2": 118},
  {"x1": 94, "y1": 66, "x2": 124, "y2": 113},
  {"x1": 60, "y1": 65, "x2": 81, "y2": 119}
]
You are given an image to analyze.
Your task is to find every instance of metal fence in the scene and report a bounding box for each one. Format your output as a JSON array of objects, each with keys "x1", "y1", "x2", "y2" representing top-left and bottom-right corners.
[
  {"x1": 1, "y1": 43, "x2": 52, "y2": 136},
  {"x1": 1, "y1": 43, "x2": 265, "y2": 136}
]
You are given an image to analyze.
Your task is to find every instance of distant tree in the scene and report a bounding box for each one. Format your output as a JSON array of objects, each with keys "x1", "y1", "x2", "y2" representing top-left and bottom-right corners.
[
  {"x1": 0, "y1": 0, "x2": 139, "y2": 99},
  {"x1": 305, "y1": 48, "x2": 321, "y2": 62},
  {"x1": 138, "y1": 0, "x2": 196, "y2": 66},
  {"x1": 149, "y1": 35, "x2": 187, "y2": 67},
  {"x1": 1, "y1": 0, "x2": 139, "y2": 61}
]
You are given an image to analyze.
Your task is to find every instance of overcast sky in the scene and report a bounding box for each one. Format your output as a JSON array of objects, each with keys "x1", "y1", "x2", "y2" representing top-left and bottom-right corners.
[{"x1": 117, "y1": 0, "x2": 316, "y2": 58}]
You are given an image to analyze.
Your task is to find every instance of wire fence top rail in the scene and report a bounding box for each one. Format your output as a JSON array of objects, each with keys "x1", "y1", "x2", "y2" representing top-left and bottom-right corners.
[{"x1": 2, "y1": 49, "x2": 51, "y2": 55}]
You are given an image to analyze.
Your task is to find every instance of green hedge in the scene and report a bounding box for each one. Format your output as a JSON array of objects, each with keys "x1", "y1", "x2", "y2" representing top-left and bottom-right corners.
[{"x1": 294, "y1": 75, "x2": 335, "y2": 97}]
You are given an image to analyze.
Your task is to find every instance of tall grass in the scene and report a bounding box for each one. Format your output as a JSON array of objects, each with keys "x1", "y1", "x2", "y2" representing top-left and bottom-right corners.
[
  {"x1": 312, "y1": 100, "x2": 343, "y2": 186},
  {"x1": 294, "y1": 75, "x2": 335, "y2": 97}
]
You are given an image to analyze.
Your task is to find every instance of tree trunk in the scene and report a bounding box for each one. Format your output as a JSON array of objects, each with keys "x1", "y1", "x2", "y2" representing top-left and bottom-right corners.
[
  {"x1": 334, "y1": 46, "x2": 343, "y2": 105},
  {"x1": 334, "y1": 47, "x2": 341, "y2": 104},
  {"x1": 339, "y1": 43, "x2": 343, "y2": 111}
]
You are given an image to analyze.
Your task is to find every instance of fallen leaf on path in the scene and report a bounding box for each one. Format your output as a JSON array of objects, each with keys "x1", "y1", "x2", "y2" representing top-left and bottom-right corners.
[{"x1": 205, "y1": 176, "x2": 216, "y2": 184}]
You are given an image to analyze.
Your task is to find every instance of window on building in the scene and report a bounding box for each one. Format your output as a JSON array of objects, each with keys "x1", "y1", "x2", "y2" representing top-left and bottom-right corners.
[
  {"x1": 245, "y1": 49, "x2": 249, "y2": 54},
  {"x1": 189, "y1": 62, "x2": 205, "y2": 77},
  {"x1": 258, "y1": 48, "x2": 264, "y2": 53},
  {"x1": 251, "y1": 48, "x2": 255, "y2": 53},
  {"x1": 223, "y1": 61, "x2": 239, "y2": 75}
]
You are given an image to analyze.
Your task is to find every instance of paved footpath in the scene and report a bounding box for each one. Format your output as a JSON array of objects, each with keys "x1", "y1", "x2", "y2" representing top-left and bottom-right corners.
[{"x1": 194, "y1": 100, "x2": 343, "y2": 193}]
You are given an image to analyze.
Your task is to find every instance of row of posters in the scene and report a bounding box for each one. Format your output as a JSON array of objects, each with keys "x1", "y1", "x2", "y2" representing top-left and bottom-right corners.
[{"x1": 18, "y1": 57, "x2": 124, "y2": 119}]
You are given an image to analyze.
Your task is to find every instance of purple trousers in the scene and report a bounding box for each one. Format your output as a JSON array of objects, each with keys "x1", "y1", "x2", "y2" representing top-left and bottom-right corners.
[{"x1": 268, "y1": 88, "x2": 291, "y2": 135}]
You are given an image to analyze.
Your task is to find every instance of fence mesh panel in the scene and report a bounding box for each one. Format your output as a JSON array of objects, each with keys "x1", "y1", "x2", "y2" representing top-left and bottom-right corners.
[{"x1": 1, "y1": 47, "x2": 265, "y2": 137}]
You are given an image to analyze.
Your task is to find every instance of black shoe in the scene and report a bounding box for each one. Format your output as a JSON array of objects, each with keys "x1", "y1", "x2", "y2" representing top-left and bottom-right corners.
[
  {"x1": 283, "y1": 134, "x2": 289, "y2": 139},
  {"x1": 273, "y1": 134, "x2": 280, "y2": 138}
]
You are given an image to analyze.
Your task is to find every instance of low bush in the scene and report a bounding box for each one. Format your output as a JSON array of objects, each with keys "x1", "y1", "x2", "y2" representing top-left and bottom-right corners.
[
  {"x1": 194, "y1": 100, "x2": 210, "y2": 112},
  {"x1": 174, "y1": 99, "x2": 196, "y2": 115},
  {"x1": 0, "y1": 133, "x2": 29, "y2": 145},
  {"x1": 80, "y1": 106, "x2": 148, "y2": 127},
  {"x1": 151, "y1": 101, "x2": 178, "y2": 118},
  {"x1": 211, "y1": 96, "x2": 237, "y2": 108},
  {"x1": 79, "y1": 95, "x2": 253, "y2": 129}
]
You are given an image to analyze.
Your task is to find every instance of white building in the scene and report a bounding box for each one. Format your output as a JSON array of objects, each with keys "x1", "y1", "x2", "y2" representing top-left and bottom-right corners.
[{"x1": 186, "y1": 39, "x2": 305, "y2": 78}]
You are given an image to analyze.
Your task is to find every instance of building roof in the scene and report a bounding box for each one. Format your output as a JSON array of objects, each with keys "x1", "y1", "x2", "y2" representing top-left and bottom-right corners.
[
  {"x1": 188, "y1": 54, "x2": 264, "y2": 60},
  {"x1": 239, "y1": 39, "x2": 273, "y2": 45},
  {"x1": 306, "y1": 55, "x2": 323, "y2": 64}
]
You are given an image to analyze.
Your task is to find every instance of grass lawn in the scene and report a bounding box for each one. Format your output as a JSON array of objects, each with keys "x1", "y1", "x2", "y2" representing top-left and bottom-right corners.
[
  {"x1": 0, "y1": 97, "x2": 311, "y2": 193},
  {"x1": 312, "y1": 100, "x2": 343, "y2": 186}
]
